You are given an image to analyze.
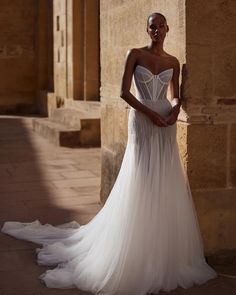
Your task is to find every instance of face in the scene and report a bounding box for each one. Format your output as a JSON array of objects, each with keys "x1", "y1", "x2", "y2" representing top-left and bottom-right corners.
[{"x1": 147, "y1": 15, "x2": 169, "y2": 42}]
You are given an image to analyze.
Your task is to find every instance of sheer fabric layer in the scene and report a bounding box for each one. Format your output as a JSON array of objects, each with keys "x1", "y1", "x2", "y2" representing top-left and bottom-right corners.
[{"x1": 1, "y1": 66, "x2": 217, "y2": 295}]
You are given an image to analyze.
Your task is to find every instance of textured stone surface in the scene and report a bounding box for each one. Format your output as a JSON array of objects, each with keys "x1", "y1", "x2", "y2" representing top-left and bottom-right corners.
[
  {"x1": 193, "y1": 188, "x2": 236, "y2": 254},
  {"x1": 100, "y1": 147, "x2": 116, "y2": 204},
  {"x1": 36, "y1": 91, "x2": 56, "y2": 117},
  {"x1": 64, "y1": 99, "x2": 100, "y2": 114},
  {"x1": 185, "y1": 0, "x2": 236, "y2": 104},
  {"x1": 231, "y1": 124, "x2": 236, "y2": 186},
  {"x1": 176, "y1": 122, "x2": 188, "y2": 170},
  {"x1": 187, "y1": 124, "x2": 227, "y2": 189},
  {"x1": 0, "y1": 0, "x2": 37, "y2": 109},
  {"x1": 54, "y1": 0, "x2": 99, "y2": 101},
  {"x1": 53, "y1": 0, "x2": 68, "y2": 99},
  {"x1": 0, "y1": 0, "x2": 53, "y2": 113},
  {"x1": 32, "y1": 107, "x2": 100, "y2": 148}
]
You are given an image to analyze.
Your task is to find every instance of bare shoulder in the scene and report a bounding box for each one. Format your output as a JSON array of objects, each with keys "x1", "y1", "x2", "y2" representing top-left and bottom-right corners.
[
  {"x1": 166, "y1": 54, "x2": 180, "y2": 70},
  {"x1": 126, "y1": 47, "x2": 143, "y2": 59},
  {"x1": 124, "y1": 48, "x2": 145, "y2": 68}
]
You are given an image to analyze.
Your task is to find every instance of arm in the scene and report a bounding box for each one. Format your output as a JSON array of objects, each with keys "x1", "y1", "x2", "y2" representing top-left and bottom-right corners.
[
  {"x1": 120, "y1": 49, "x2": 168, "y2": 127},
  {"x1": 166, "y1": 58, "x2": 181, "y2": 125}
]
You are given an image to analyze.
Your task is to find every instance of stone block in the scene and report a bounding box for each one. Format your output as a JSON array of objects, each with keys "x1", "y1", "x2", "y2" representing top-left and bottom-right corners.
[
  {"x1": 32, "y1": 118, "x2": 71, "y2": 147},
  {"x1": 186, "y1": 106, "x2": 203, "y2": 114},
  {"x1": 214, "y1": 112, "x2": 236, "y2": 124},
  {"x1": 36, "y1": 91, "x2": 56, "y2": 117},
  {"x1": 0, "y1": 102, "x2": 36, "y2": 115},
  {"x1": 33, "y1": 106, "x2": 100, "y2": 148},
  {"x1": 0, "y1": 58, "x2": 36, "y2": 91},
  {"x1": 217, "y1": 99, "x2": 236, "y2": 106},
  {"x1": 212, "y1": 47, "x2": 236, "y2": 98},
  {"x1": 187, "y1": 124, "x2": 227, "y2": 189},
  {"x1": 0, "y1": 45, "x2": 6, "y2": 57},
  {"x1": 100, "y1": 140, "x2": 127, "y2": 204},
  {"x1": 186, "y1": 0, "x2": 236, "y2": 103},
  {"x1": 101, "y1": 105, "x2": 114, "y2": 150},
  {"x1": 192, "y1": 188, "x2": 236, "y2": 254},
  {"x1": 176, "y1": 122, "x2": 188, "y2": 170},
  {"x1": 184, "y1": 46, "x2": 214, "y2": 102},
  {"x1": 188, "y1": 115, "x2": 210, "y2": 123},
  {"x1": 47, "y1": 93, "x2": 57, "y2": 116},
  {"x1": 113, "y1": 106, "x2": 128, "y2": 147},
  {"x1": 230, "y1": 124, "x2": 236, "y2": 186},
  {"x1": 100, "y1": 147, "x2": 115, "y2": 204},
  {"x1": 0, "y1": 0, "x2": 54, "y2": 112},
  {"x1": 186, "y1": 0, "x2": 217, "y2": 46},
  {"x1": 64, "y1": 100, "x2": 100, "y2": 114},
  {"x1": 79, "y1": 118, "x2": 101, "y2": 147},
  {"x1": 202, "y1": 107, "x2": 222, "y2": 114},
  {"x1": 50, "y1": 108, "x2": 82, "y2": 128}
]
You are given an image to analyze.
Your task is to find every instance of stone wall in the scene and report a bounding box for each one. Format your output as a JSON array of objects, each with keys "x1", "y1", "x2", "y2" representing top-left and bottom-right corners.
[
  {"x1": 0, "y1": 0, "x2": 37, "y2": 112},
  {"x1": 0, "y1": 0, "x2": 52, "y2": 114},
  {"x1": 182, "y1": 0, "x2": 236, "y2": 254},
  {"x1": 100, "y1": 0, "x2": 236, "y2": 255}
]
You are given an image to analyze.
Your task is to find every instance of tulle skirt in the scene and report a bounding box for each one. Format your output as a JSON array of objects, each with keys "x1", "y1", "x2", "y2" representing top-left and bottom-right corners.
[{"x1": 1, "y1": 99, "x2": 217, "y2": 295}]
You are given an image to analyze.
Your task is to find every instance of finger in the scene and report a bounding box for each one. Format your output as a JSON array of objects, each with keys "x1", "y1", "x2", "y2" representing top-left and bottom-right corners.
[
  {"x1": 160, "y1": 119, "x2": 167, "y2": 126},
  {"x1": 158, "y1": 122, "x2": 167, "y2": 127}
]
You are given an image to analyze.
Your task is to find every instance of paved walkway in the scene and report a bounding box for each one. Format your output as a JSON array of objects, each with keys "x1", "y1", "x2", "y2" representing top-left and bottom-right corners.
[{"x1": 0, "y1": 115, "x2": 235, "y2": 295}]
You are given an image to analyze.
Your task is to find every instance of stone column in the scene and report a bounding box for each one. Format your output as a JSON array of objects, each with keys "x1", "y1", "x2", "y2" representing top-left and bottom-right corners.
[
  {"x1": 83, "y1": 0, "x2": 99, "y2": 101},
  {"x1": 179, "y1": 0, "x2": 236, "y2": 254},
  {"x1": 66, "y1": 0, "x2": 73, "y2": 99},
  {"x1": 35, "y1": 0, "x2": 54, "y2": 115},
  {"x1": 58, "y1": 0, "x2": 99, "y2": 101},
  {"x1": 72, "y1": 0, "x2": 84, "y2": 100},
  {"x1": 47, "y1": 0, "x2": 54, "y2": 92},
  {"x1": 53, "y1": 0, "x2": 67, "y2": 99},
  {"x1": 59, "y1": 0, "x2": 83, "y2": 101},
  {"x1": 36, "y1": 0, "x2": 53, "y2": 92}
]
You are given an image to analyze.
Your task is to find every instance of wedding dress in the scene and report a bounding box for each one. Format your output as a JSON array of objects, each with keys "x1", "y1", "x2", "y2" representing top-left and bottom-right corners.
[{"x1": 1, "y1": 65, "x2": 217, "y2": 295}]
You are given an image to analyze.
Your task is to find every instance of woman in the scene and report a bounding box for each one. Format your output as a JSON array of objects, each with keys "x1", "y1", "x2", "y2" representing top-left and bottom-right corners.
[{"x1": 1, "y1": 12, "x2": 217, "y2": 295}]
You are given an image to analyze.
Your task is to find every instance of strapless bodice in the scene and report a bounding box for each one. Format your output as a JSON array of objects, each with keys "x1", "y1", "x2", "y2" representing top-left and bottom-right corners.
[{"x1": 133, "y1": 65, "x2": 173, "y2": 102}]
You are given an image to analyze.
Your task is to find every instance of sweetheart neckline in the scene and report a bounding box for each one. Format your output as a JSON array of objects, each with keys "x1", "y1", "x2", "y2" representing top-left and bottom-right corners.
[{"x1": 135, "y1": 65, "x2": 174, "y2": 76}]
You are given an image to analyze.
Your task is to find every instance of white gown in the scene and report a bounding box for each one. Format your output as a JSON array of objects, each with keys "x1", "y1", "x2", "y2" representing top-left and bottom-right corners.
[{"x1": 1, "y1": 65, "x2": 217, "y2": 295}]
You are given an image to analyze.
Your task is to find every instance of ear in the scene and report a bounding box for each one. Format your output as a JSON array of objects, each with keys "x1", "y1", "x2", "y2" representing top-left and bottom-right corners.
[{"x1": 166, "y1": 25, "x2": 169, "y2": 32}]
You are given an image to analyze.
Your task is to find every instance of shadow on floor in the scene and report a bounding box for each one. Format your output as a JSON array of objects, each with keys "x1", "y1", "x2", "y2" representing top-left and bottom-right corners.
[{"x1": 0, "y1": 115, "x2": 101, "y2": 295}]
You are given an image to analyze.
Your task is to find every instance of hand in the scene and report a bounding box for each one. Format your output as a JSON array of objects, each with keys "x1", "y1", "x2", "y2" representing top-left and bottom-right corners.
[
  {"x1": 166, "y1": 110, "x2": 179, "y2": 125},
  {"x1": 149, "y1": 111, "x2": 168, "y2": 127}
]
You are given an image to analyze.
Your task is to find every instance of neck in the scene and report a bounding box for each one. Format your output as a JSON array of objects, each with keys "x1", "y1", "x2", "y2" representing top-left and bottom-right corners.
[{"x1": 148, "y1": 42, "x2": 165, "y2": 55}]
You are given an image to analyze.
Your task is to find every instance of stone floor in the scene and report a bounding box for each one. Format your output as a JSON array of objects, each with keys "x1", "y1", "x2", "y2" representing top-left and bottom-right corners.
[{"x1": 0, "y1": 115, "x2": 235, "y2": 295}]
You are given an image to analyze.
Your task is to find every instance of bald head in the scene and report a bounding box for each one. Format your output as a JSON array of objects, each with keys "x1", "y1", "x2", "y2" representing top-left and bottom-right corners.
[{"x1": 147, "y1": 12, "x2": 167, "y2": 27}]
